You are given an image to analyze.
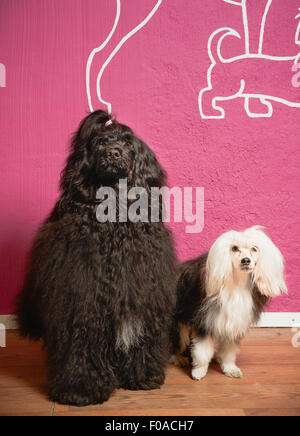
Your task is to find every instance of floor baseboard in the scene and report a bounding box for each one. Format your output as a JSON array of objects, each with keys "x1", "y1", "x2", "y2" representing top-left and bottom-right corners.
[
  {"x1": 257, "y1": 312, "x2": 300, "y2": 328},
  {"x1": 0, "y1": 315, "x2": 18, "y2": 330},
  {"x1": 1, "y1": 313, "x2": 300, "y2": 330}
]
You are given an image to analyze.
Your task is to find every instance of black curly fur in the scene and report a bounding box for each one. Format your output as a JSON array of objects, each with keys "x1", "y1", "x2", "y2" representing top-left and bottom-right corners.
[{"x1": 16, "y1": 111, "x2": 177, "y2": 406}]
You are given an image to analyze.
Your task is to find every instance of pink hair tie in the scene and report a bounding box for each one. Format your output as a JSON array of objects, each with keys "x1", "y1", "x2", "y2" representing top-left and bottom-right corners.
[{"x1": 105, "y1": 120, "x2": 113, "y2": 127}]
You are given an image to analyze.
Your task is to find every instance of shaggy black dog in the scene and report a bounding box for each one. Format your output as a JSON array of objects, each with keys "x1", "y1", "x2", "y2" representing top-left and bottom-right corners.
[{"x1": 16, "y1": 111, "x2": 177, "y2": 406}]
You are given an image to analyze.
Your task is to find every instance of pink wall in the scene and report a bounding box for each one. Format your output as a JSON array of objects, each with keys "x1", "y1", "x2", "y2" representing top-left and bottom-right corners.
[{"x1": 0, "y1": 0, "x2": 299, "y2": 314}]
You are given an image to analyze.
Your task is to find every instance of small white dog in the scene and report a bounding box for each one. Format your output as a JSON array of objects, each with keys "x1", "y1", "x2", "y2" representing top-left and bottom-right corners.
[{"x1": 172, "y1": 226, "x2": 287, "y2": 380}]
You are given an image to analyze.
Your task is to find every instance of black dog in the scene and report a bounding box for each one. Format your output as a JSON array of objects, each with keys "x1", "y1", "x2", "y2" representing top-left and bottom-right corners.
[{"x1": 16, "y1": 111, "x2": 177, "y2": 406}]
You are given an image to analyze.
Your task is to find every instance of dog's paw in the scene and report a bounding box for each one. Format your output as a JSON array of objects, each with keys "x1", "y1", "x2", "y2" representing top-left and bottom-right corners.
[
  {"x1": 191, "y1": 366, "x2": 208, "y2": 381},
  {"x1": 51, "y1": 389, "x2": 112, "y2": 407},
  {"x1": 122, "y1": 381, "x2": 162, "y2": 391},
  {"x1": 122, "y1": 373, "x2": 165, "y2": 391},
  {"x1": 138, "y1": 381, "x2": 163, "y2": 390},
  {"x1": 222, "y1": 365, "x2": 243, "y2": 379},
  {"x1": 170, "y1": 354, "x2": 189, "y2": 368}
]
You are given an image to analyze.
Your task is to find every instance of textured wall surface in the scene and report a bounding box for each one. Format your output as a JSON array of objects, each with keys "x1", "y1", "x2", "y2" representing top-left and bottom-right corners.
[{"x1": 0, "y1": 0, "x2": 299, "y2": 314}]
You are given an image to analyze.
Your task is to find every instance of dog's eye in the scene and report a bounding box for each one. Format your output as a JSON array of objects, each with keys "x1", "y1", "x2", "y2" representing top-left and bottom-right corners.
[
  {"x1": 121, "y1": 134, "x2": 133, "y2": 147},
  {"x1": 232, "y1": 246, "x2": 239, "y2": 252},
  {"x1": 251, "y1": 247, "x2": 258, "y2": 253},
  {"x1": 97, "y1": 138, "x2": 108, "y2": 146}
]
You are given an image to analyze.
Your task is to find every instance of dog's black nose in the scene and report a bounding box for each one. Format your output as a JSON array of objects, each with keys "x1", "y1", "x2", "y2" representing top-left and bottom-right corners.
[
  {"x1": 106, "y1": 148, "x2": 121, "y2": 159},
  {"x1": 241, "y1": 257, "x2": 251, "y2": 265}
]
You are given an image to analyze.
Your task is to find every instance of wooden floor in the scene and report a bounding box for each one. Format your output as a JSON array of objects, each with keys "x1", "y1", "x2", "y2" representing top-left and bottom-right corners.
[{"x1": 0, "y1": 329, "x2": 300, "y2": 416}]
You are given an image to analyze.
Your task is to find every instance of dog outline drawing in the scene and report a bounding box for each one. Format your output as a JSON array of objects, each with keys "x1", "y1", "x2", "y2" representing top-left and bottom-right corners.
[
  {"x1": 199, "y1": 0, "x2": 300, "y2": 119},
  {"x1": 86, "y1": 0, "x2": 162, "y2": 114}
]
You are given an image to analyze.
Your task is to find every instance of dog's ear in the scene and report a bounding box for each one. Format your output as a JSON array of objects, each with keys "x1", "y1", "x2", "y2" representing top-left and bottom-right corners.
[
  {"x1": 206, "y1": 232, "x2": 235, "y2": 296},
  {"x1": 131, "y1": 137, "x2": 166, "y2": 189},
  {"x1": 250, "y1": 228, "x2": 288, "y2": 298},
  {"x1": 60, "y1": 111, "x2": 111, "y2": 198}
]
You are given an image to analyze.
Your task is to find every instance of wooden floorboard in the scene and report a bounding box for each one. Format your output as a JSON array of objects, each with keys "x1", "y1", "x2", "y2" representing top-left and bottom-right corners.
[{"x1": 0, "y1": 329, "x2": 299, "y2": 416}]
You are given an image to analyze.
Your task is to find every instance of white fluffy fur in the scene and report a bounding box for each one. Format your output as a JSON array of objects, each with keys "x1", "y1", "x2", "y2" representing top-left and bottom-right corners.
[
  {"x1": 206, "y1": 226, "x2": 287, "y2": 298},
  {"x1": 246, "y1": 227, "x2": 288, "y2": 297},
  {"x1": 214, "y1": 283, "x2": 254, "y2": 342},
  {"x1": 191, "y1": 336, "x2": 215, "y2": 380},
  {"x1": 206, "y1": 226, "x2": 287, "y2": 342},
  {"x1": 116, "y1": 319, "x2": 144, "y2": 350}
]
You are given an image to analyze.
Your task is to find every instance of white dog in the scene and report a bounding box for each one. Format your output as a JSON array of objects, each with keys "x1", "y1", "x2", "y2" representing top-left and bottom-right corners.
[{"x1": 172, "y1": 226, "x2": 287, "y2": 380}]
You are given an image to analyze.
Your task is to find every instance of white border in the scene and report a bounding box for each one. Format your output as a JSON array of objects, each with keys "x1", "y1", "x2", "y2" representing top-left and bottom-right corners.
[{"x1": 0, "y1": 313, "x2": 299, "y2": 329}]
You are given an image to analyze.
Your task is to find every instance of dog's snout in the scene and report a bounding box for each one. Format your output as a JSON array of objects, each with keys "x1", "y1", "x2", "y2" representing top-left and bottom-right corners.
[
  {"x1": 241, "y1": 257, "x2": 251, "y2": 266},
  {"x1": 106, "y1": 147, "x2": 121, "y2": 160}
]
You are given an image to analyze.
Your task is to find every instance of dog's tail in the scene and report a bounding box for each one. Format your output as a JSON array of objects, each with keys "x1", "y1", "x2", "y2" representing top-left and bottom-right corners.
[{"x1": 207, "y1": 27, "x2": 241, "y2": 64}]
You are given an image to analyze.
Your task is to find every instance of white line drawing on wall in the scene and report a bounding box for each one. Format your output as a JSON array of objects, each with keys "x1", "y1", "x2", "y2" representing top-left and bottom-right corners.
[
  {"x1": 0, "y1": 63, "x2": 6, "y2": 87},
  {"x1": 86, "y1": 0, "x2": 163, "y2": 114},
  {"x1": 292, "y1": 10, "x2": 300, "y2": 87},
  {"x1": 199, "y1": 0, "x2": 300, "y2": 119},
  {"x1": 295, "y1": 8, "x2": 300, "y2": 45}
]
